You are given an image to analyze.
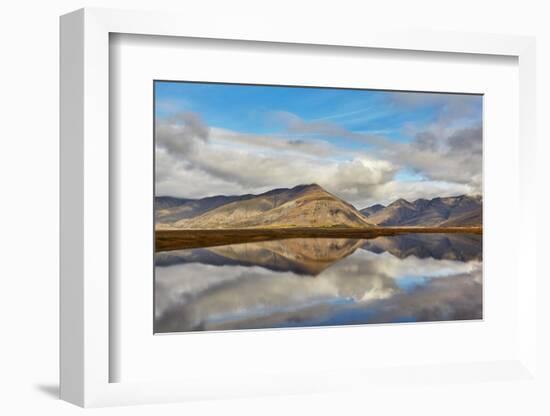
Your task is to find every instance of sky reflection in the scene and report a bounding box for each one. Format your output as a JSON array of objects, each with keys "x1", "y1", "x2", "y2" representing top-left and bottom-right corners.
[{"x1": 154, "y1": 234, "x2": 482, "y2": 333}]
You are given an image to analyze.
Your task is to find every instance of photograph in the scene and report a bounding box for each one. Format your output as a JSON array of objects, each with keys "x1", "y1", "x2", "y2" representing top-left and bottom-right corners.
[{"x1": 153, "y1": 81, "x2": 483, "y2": 333}]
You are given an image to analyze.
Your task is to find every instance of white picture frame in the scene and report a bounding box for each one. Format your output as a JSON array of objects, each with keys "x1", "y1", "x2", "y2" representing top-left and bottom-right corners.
[{"x1": 60, "y1": 7, "x2": 538, "y2": 408}]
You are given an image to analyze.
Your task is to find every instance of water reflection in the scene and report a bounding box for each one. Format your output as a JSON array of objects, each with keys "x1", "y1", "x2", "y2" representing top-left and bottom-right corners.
[{"x1": 154, "y1": 234, "x2": 482, "y2": 333}]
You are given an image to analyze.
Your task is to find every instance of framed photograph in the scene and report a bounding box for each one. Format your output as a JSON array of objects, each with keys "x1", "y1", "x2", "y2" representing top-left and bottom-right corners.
[
  {"x1": 153, "y1": 81, "x2": 484, "y2": 334},
  {"x1": 60, "y1": 8, "x2": 538, "y2": 408}
]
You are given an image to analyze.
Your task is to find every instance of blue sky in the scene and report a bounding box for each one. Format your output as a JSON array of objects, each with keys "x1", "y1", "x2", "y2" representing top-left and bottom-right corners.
[
  {"x1": 156, "y1": 81, "x2": 480, "y2": 143},
  {"x1": 154, "y1": 81, "x2": 482, "y2": 206}
]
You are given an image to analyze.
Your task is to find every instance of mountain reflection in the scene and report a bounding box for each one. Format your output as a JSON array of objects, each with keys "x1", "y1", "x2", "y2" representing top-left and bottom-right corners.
[
  {"x1": 362, "y1": 233, "x2": 482, "y2": 261},
  {"x1": 156, "y1": 234, "x2": 482, "y2": 275},
  {"x1": 154, "y1": 234, "x2": 482, "y2": 333},
  {"x1": 156, "y1": 238, "x2": 363, "y2": 276}
]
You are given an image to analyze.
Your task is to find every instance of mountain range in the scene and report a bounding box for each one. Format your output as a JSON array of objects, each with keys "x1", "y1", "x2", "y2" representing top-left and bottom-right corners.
[
  {"x1": 156, "y1": 184, "x2": 482, "y2": 229},
  {"x1": 359, "y1": 194, "x2": 482, "y2": 226}
]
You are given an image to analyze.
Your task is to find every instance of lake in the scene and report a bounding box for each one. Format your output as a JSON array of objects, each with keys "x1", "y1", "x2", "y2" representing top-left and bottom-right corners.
[{"x1": 154, "y1": 233, "x2": 482, "y2": 333}]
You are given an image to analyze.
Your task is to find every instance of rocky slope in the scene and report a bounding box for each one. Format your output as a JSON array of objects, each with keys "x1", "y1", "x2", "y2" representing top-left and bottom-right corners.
[
  {"x1": 156, "y1": 186, "x2": 482, "y2": 229},
  {"x1": 155, "y1": 194, "x2": 257, "y2": 224},
  {"x1": 359, "y1": 203, "x2": 385, "y2": 217},
  {"x1": 360, "y1": 195, "x2": 482, "y2": 226},
  {"x1": 159, "y1": 184, "x2": 373, "y2": 229}
]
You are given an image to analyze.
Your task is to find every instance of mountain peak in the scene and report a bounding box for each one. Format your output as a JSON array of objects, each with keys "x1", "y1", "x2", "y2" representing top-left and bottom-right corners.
[
  {"x1": 359, "y1": 203, "x2": 386, "y2": 217},
  {"x1": 294, "y1": 183, "x2": 323, "y2": 191},
  {"x1": 167, "y1": 183, "x2": 372, "y2": 229},
  {"x1": 389, "y1": 198, "x2": 412, "y2": 207}
]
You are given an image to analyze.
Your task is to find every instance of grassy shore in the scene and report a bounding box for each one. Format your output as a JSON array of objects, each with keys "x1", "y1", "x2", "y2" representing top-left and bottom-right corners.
[{"x1": 155, "y1": 226, "x2": 482, "y2": 251}]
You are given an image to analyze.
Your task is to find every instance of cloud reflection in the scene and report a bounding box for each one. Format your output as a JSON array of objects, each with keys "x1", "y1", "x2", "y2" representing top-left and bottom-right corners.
[{"x1": 155, "y1": 235, "x2": 482, "y2": 333}]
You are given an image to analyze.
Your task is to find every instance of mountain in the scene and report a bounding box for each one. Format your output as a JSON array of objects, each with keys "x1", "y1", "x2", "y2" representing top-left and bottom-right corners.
[
  {"x1": 438, "y1": 209, "x2": 482, "y2": 226},
  {"x1": 361, "y1": 195, "x2": 482, "y2": 226},
  {"x1": 158, "y1": 184, "x2": 373, "y2": 229},
  {"x1": 155, "y1": 196, "x2": 192, "y2": 210},
  {"x1": 359, "y1": 203, "x2": 385, "y2": 217},
  {"x1": 155, "y1": 193, "x2": 256, "y2": 223},
  {"x1": 156, "y1": 187, "x2": 482, "y2": 229}
]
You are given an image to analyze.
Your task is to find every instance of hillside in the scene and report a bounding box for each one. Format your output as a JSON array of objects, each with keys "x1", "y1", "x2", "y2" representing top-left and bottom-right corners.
[
  {"x1": 359, "y1": 203, "x2": 385, "y2": 217},
  {"x1": 158, "y1": 184, "x2": 373, "y2": 229},
  {"x1": 155, "y1": 186, "x2": 482, "y2": 230},
  {"x1": 155, "y1": 194, "x2": 256, "y2": 223},
  {"x1": 361, "y1": 195, "x2": 482, "y2": 226}
]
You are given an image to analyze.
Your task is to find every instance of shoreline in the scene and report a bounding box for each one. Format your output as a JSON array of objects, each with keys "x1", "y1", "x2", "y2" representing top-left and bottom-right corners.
[{"x1": 155, "y1": 226, "x2": 482, "y2": 252}]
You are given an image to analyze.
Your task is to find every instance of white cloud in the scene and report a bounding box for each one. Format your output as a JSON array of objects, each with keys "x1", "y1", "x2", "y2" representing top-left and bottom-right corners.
[{"x1": 155, "y1": 111, "x2": 482, "y2": 208}]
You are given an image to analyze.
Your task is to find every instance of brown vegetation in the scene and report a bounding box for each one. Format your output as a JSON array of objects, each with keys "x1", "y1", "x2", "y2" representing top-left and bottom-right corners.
[{"x1": 155, "y1": 226, "x2": 482, "y2": 252}]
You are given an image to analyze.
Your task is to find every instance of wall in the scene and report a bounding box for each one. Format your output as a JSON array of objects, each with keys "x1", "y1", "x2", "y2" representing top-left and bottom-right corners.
[{"x1": 1, "y1": 1, "x2": 548, "y2": 415}]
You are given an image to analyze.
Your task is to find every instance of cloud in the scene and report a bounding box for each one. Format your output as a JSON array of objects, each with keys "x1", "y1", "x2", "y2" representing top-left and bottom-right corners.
[
  {"x1": 155, "y1": 110, "x2": 482, "y2": 208},
  {"x1": 155, "y1": 112, "x2": 209, "y2": 157},
  {"x1": 413, "y1": 131, "x2": 439, "y2": 152},
  {"x1": 393, "y1": 124, "x2": 482, "y2": 188},
  {"x1": 447, "y1": 126, "x2": 483, "y2": 155},
  {"x1": 269, "y1": 110, "x2": 391, "y2": 148},
  {"x1": 271, "y1": 110, "x2": 350, "y2": 137},
  {"x1": 209, "y1": 127, "x2": 336, "y2": 158},
  {"x1": 267, "y1": 111, "x2": 483, "y2": 197},
  {"x1": 155, "y1": 112, "x2": 399, "y2": 206}
]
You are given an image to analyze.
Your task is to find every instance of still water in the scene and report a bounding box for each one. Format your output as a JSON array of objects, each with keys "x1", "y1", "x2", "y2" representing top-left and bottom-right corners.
[{"x1": 154, "y1": 233, "x2": 482, "y2": 333}]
